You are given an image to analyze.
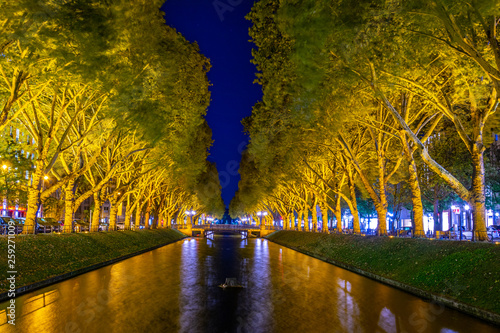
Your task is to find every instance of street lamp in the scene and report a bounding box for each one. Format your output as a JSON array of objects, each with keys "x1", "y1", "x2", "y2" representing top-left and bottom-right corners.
[
  {"x1": 257, "y1": 211, "x2": 268, "y2": 229},
  {"x1": 185, "y1": 210, "x2": 196, "y2": 226}
]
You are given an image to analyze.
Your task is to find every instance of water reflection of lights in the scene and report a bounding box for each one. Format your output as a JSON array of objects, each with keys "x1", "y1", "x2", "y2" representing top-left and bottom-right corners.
[
  {"x1": 278, "y1": 248, "x2": 284, "y2": 282},
  {"x1": 180, "y1": 237, "x2": 200, "y2": 332},
  {"x1": 377, "y1": 307, "x2": 396, "y2": 333},
  {"x1": 235, "y1": 236, "x2": 272, "y2": 332},
  {"x1": 1, "y1": 238, "x2": 494, "y2": 333},
  {"x1": 336, "y1": 278, "x2": 360, "y2": 332},
  {"x1": 240, "y1": 238, "x2": 248, "y2": 248},
  {"x1": 21, "y1": 290, "x2": 60, "y2": 317},
  {"x1": 0, "y1": 290, "x2": 60, "y2": 330}
]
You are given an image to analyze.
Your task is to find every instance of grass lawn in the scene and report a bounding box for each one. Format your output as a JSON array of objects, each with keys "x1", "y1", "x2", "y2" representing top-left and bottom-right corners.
[
  {"x1": 267, "y1": 231, "x2": 500, "y2": 314},
  {"x1": 0, "y1": 229, "x2": 185, "y2": 293}
]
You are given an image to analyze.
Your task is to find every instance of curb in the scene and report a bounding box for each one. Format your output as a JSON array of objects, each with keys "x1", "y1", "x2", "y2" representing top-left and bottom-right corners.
[
  {"x1": 0, "y1": 233, "x2": 187, "y2": 303},
  {"x1": 267, "y1": 238, "x2": 500, "y2": 327}
]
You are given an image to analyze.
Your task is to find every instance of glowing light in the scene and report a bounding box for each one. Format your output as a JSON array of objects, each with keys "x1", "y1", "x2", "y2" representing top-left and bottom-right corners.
[
  {"x1": 464, "y1": 205, "x2": 470, "y2": 211},
  {"x1": 2, "y1": 164, "x2": 7, "y2": 170},
  {"x1": 43, "y1": 175, "x2": 49, "y2": 180}
]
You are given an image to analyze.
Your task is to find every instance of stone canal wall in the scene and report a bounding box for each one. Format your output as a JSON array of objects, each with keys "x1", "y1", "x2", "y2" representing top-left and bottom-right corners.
[
  {"x1": 0, "y1": 229, "x2": 186, "y2": 301},
  {"x1": 266, "y1": 230, "x2": 500, "y2": 326}
]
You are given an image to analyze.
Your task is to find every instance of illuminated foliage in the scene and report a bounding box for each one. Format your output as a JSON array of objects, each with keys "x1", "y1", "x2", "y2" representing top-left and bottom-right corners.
[{"x1": 0, "y1": 1, "x2": 222, "y2": 232}]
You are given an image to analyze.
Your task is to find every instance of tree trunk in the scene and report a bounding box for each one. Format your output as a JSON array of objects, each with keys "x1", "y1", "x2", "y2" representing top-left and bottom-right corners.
[
  {"x1": 312, "y1": 204, "x2": 318, "y2": 232},
  {"x1": 144, "y1": 207, "x2": 150, "y2": 229},
  {"x1": 407, "y1": 158, "x2": 425, "y2": 237},
  {"x1": 24, "y1": 160, "x2": 44, "y2": 234},
  {"x1": 167, "y1": 215, "x2": 172, "y2": 228},
  {"x1": 135, "y1": 206, "x2": 142, "y2": 229},
  {"x1": 321, "y1": 206, "x2": 330, "y2": 233},
  {"x1": 92, "y1": 192, "x2": 102, "y2": 232},
  {"x1": 63, "y1": 180, "x2": 75, "y2": 233},
  {"x1": 304, "y1": 208, "x2": 310, "y2": 232},
  {"x1": 124, "y1": 203, "x2": 131, "y2": 230},
  {"x1": 334, "y1": 193, "x2": 343, "y2": 232},
  {"x1": 347, "y1": 169, "x2": 361, "y2": 234},
  {"x1": 376, "y1": 149, "x2": 388, "y2": 236},
  {"x1": 471, "y1": 142, "x2": 487, "y2": 240},
  {"x1": 153, "y1": 212, "x2": 159, "y2": 229},
  {"x1": 401, "y1": 137, "x2": 425, "y2": 237},
  {"x1": 332, "y1": 204, "x2": 342, "y2": 233},
  {"x1": 297, "y1": 210, "x2": 304, "y2": 231},
  {"x1": 109, "y1": 197, "x2": 118, "y2": 230},
  {"x1": 375, "y1": 203, "x2": 388, "y2": 236},
  {"x1": 158, "y1": 212, "x2": 164, "y2": 228}
]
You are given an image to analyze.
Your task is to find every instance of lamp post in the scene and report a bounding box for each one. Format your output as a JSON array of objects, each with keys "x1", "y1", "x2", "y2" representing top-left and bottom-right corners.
[
  {"x1": 257, "y1": 211, "x2": 267, "y2": 230},
  {"x1": 464, "y1": 204, "x2": 471, "y2": 232},
  {"x1": 452, "y1": 205, "x2": 463, "y2": 240},
  {"x1": 185, "y1": 210, "x2": 196, "y2": 227},
  {"x1": 1, "y1": 164, "x2": 8, "y2": 217}
]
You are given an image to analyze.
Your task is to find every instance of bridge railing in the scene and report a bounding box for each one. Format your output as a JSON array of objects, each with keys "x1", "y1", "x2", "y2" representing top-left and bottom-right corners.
[{"x1": 173, "y1": 224, "x2": 282, "y2": 231}]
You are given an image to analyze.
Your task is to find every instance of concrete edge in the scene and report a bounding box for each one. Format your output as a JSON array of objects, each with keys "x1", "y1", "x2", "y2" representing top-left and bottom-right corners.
[
  {"x1": 0, "y1": 231, "x2": 188, "y2": 303},
  {"x1": 267, "y1": 237, "x2": 500, "y2": 327}
]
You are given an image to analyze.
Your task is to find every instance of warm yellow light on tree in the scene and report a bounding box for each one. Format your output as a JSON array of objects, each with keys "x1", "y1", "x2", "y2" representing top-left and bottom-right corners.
[
  {"x1": 44, "y1": 175, "x2": 49, "y2": 180},
  {"x1": 2, "y1": 165, "x2": 7, "y2": 170}
]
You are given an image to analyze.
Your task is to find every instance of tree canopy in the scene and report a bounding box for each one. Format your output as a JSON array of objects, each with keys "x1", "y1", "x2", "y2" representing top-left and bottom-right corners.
[
  {"x1": 233, "y1": 0, "x2": 500, "y2": 240},
  {"x1": 0, "y1": 0, "x2": 224, "y2": 232}
]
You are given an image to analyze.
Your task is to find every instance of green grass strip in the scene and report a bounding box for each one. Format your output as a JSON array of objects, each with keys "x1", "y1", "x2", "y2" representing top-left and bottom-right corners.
[{"x1": 0, "y1": 229, "x2": 185, "y2": 293}]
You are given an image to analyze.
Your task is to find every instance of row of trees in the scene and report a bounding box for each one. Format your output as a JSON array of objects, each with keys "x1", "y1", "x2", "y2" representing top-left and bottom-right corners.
[
  {"x1": 0, "y1": 0, "x2": 224, "y2": 233},
  {"x1": 230, "y1": 0, "x2": 500, "y2": 240}
]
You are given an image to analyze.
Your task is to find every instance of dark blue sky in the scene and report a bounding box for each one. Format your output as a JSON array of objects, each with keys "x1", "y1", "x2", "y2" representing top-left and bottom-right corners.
[{"x1": 161, "y1": 0, "x2": 262, "y2": 207}]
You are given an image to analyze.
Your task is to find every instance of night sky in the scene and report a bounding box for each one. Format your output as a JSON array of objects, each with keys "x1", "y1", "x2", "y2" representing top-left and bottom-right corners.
[{"x1": 161, "y1": 1, "x2": 262, "y2": 207}]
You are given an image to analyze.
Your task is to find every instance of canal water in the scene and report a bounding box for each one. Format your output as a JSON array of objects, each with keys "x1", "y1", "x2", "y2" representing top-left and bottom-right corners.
[{"x1": 0, "y1": 236, "x2": 498, "y2": 333}]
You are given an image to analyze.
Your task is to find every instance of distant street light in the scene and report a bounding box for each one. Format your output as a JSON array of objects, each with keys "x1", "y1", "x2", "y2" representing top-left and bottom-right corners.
[
  {"x1": 185, "y1": 210, "x2": 196, "y2": 225},
  {"x1": 257, "y1": 211, "x2": 268, "y2": 228}
]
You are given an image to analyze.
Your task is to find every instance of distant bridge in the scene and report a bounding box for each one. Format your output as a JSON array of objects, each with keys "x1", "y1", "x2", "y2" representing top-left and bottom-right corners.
[{"x1": 174, "y1": 224, "x2": 280, "y2": 238}]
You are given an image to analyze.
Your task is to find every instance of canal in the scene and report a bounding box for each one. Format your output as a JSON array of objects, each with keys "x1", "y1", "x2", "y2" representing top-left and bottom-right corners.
[{"x1": 1, "y1": 236, "x2": 498, "y2": 333}]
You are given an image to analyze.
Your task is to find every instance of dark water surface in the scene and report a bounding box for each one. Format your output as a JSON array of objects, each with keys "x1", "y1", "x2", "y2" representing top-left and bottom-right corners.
[{"x1": 0, "y1": 236, "x2": 498, "y2": 333}]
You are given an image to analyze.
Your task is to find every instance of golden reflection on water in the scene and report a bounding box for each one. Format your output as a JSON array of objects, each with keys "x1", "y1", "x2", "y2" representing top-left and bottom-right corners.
[{"x1": 0, "y1": 237, "x2": 498, "y2": 333}]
